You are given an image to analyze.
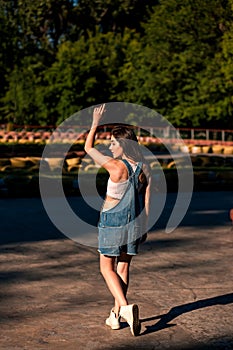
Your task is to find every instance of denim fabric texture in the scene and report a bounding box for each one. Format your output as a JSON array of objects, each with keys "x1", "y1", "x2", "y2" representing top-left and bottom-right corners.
[{"x1": 98, "y1": 159, "x2": 145, "y2": 256}]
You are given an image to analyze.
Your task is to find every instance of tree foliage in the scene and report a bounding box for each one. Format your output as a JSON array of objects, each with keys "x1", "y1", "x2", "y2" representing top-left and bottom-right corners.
[
  {"x1": 139, "y1": 0, "x2": 233, "y2": 127},
  {"x1": 0, "y1": 0, "x2": 233, "y2": 128}
]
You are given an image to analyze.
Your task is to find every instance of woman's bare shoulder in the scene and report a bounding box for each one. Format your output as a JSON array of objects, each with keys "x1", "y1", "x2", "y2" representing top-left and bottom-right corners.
[{"x1": 107, "y1": 159, "x2": 128, "y2": 182}]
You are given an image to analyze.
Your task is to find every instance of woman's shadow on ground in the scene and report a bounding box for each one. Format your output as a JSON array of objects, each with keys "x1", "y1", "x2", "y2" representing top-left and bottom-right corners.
[{"x1": 138, "y1": 292, "x2": 233, "y2": 335}]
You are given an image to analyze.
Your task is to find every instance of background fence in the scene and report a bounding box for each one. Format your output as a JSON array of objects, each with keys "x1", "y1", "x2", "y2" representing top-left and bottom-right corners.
[{"x1": 1, "y1": 124, "x2": 233, "y2": 146}]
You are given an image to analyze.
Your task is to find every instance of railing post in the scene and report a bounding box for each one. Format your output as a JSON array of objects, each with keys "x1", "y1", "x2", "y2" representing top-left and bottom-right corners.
[
  {"x1": 222, "y1": 130, "x2": 225, "y2": 142},
  {"x1": 164, "y1": 126, "x2": 169, "y2": 138}
]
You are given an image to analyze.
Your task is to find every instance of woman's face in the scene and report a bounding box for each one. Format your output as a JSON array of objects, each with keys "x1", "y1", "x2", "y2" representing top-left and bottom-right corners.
[{"x1": 109, "y1": 136, "x2": 123, "y2": 158}]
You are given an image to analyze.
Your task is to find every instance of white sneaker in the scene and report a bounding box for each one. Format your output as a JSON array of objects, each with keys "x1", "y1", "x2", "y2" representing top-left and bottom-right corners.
[
  {"x1": 105, "y1": 309, "x2": 120, "y2": 330},
  {"x1": 120, "y1": 304, "x2": 141, "y2": 336}
]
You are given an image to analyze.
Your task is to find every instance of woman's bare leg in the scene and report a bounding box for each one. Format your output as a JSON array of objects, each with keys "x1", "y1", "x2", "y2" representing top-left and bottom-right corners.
[
  {"x1": 114, "y1": 253, "x2": 132, "y2": 314},
  {"x1": 100, "y1": 254, "x2": 128, "y2": 315}
]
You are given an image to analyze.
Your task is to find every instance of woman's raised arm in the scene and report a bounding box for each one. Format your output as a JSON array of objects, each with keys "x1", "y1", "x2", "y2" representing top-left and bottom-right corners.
[
  {"x1": 84, "y1": 104, "x2": 105, "y2": 153},
  {"x1": 84, "y1": 104, "x2": 118, "y2": 172}
]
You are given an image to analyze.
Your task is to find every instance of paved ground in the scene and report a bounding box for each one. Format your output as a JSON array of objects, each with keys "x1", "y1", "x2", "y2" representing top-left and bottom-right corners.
[{"x1": 0, "y1": 191, "x2": 233, "y2": 349}]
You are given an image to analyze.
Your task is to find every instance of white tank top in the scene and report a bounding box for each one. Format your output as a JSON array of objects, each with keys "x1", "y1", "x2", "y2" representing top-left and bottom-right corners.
[{"x1": 106, "y1": 162, "x2": 138, "y2": 200}]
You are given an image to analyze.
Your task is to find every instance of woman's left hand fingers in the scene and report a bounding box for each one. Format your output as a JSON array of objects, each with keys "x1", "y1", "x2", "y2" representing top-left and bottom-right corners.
[
  {"x1": 99, "y1": 103, "x2": 105, "y2": 115},
  {"x1": 94, "y1": 104, "x2": 106, "y2": 116}
]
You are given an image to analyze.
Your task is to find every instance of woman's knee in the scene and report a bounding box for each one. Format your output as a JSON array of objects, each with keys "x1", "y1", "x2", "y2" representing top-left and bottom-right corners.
[
  {"x1": 117, "y1": 253, "x2": 132, "y2": 275},
  {"x1": 99, "y1": 255, "x2": 115, "y2": 277},
  {"x1": 117, "y1": 261, "x2": 129, "y2": 276}
]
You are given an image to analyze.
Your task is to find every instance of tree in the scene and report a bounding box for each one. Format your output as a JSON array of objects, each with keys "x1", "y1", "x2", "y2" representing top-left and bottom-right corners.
[
  {"x1": 0, "y1": 0, "x2": 77, "y2": 124},
  {"x1": 71, "y1": 0, "x2": 156, "y2": 37},
  {"x1": 1, "y1": 56, "x2": 47, "y2": 125},
  {"x1": 1, "y1": 0, "x2": 233, "y2": 128},
  {"x1": 39, "y1": 30, "x2": 144, "y2": 125},
  {"x1": 138, "y1": 0, "x2": 233, "y2": 127},
  {"x1": 213, "y1": 0, "x2": 233, "y2": 128}
]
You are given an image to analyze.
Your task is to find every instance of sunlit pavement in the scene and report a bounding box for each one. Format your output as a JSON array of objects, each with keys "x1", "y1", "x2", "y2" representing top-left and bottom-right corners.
[{"x1": 0, "y1": 191, "x2": 232, "y2": 349}]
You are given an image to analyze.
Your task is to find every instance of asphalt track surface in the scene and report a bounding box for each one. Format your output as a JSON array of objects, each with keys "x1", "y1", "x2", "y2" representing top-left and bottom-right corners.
[{"x1": 0, "y1": 191, "x2": 233, "y2": 349}]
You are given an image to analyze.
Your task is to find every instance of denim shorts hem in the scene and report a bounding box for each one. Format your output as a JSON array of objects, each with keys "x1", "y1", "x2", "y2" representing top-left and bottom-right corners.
[{"x1": 97, "y1": 249, "x2": 138, "y2": 257}]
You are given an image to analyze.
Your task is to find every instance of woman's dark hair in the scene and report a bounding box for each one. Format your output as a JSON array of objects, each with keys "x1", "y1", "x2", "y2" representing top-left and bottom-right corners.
[
  {"x1": 111, "y1": 125, "x2": 151, "y2": 184},
  {"x1": 111, "y1": 125, "x2": 144, "y2": 162}
]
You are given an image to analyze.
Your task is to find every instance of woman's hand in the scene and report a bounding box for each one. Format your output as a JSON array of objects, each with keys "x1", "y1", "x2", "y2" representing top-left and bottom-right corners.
[
  {"x1": 92, "y1": 104, "x2": 106, "y2": 127},
  {"x1": 85, "y1": 102, "x2": 112, "y2": 166}
]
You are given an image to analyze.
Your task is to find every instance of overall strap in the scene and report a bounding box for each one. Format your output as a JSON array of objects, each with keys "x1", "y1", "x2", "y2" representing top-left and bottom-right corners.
[
  {"x1": 122, "y1": 159, "x2": 133, "y2": 176},
  {"x1": 134, "y1": 162, "x2": 143, "y2": 177},
  {"x1": 122, "y1": 159, "x2": 143, "y2": 179},
  {"x1": 133, "y1": 162, "x2": 143, "y2": 188}
]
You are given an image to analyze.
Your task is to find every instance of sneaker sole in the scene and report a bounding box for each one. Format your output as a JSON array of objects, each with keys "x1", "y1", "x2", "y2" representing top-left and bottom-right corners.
[{"x1": 131, "y1": 304, "x2": 141, "y2": 336}]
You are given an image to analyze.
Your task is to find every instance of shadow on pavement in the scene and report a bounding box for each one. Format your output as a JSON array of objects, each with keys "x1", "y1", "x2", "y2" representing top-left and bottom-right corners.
[{"x1": 140, "y1": 292, "x2": 233, "y2": 335}]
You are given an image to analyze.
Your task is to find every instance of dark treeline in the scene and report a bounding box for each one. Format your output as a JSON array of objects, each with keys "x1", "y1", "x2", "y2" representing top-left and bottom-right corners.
[{"x1": 0, "y1": 0, "x2": 233, "y2": 128}]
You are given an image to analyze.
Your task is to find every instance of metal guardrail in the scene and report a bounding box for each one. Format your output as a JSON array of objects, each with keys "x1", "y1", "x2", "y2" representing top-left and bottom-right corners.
[{"x1": 1, "y1": 124, "x2": 233, "y2": 144}]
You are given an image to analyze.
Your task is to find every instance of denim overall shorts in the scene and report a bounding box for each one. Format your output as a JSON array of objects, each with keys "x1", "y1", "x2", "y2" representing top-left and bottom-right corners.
[{"x1": 98, "y1": 160, "x2": 145, "y2": 256}]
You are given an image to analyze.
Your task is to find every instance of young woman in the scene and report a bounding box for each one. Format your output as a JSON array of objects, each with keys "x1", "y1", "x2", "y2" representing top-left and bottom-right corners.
[{"x1": 84, "y1": 104, "x2": 151, "y2": 336}]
